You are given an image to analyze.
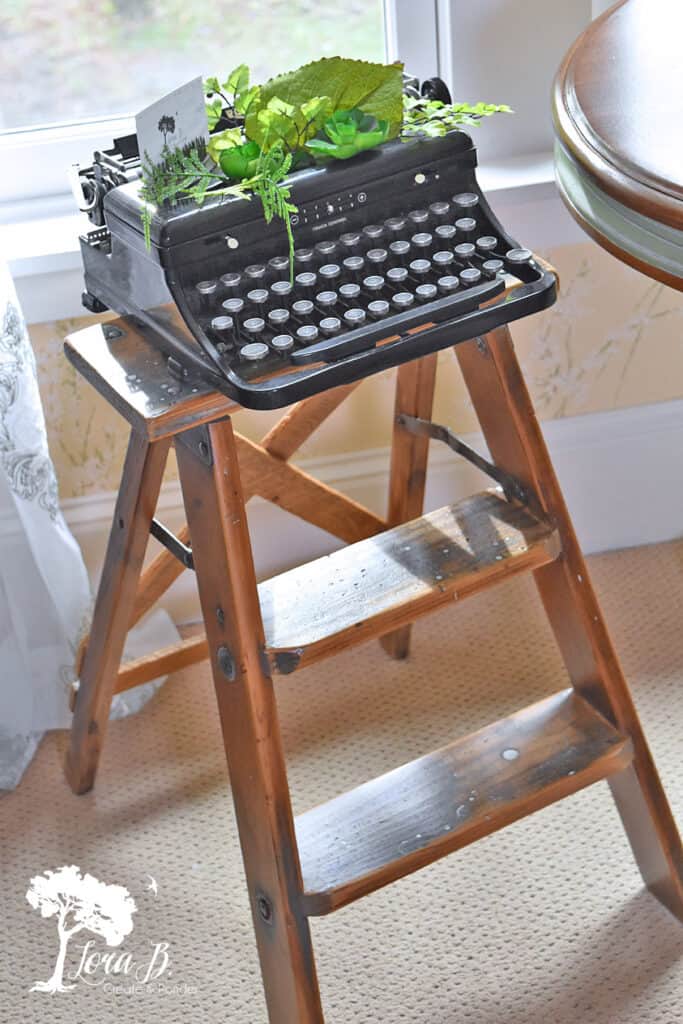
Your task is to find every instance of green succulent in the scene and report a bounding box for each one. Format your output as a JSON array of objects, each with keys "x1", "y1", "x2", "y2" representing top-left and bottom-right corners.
[
  {"x1": 218, "y1": 139, "x2": 262, "y2": 180},
  {"x1": 306, "y1": 108, "x2": 391, "y2": 161}
]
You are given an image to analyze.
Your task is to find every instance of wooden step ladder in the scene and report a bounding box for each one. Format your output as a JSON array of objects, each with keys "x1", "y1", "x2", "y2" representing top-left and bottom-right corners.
[{"x1": 63, "y1": 305, "x2": 683, "y2": 1023}]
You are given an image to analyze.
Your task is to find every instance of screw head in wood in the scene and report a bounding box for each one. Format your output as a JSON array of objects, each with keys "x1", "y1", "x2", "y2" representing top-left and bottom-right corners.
[
  {"x1": 217, "y1": 645, "x2": 236, "y2": 681},
  {"x1": 256, "y1": 894, "x2": 273, "y2": 924}
]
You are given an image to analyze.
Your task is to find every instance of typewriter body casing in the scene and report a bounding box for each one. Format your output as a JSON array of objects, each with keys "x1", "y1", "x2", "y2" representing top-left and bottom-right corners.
[{"x1": 79, "y1": 130, "x2": 556, "y2": 409}]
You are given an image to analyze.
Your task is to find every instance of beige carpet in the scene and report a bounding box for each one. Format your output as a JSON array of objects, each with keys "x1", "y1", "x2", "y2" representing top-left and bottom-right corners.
[{"x1": 2, "y1": 539, "x2": 683, "y2": 1023}]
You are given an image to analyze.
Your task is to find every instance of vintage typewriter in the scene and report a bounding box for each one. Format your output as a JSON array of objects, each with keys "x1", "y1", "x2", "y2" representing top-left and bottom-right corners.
[{"x1": 72, "y1": 76, "x2": 556, "y2": 409}]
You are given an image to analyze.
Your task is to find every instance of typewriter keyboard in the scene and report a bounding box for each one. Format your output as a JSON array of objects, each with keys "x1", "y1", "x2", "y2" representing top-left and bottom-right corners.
[{"x1": 188, "y1": 191, "x2": 539, "y2": 379}]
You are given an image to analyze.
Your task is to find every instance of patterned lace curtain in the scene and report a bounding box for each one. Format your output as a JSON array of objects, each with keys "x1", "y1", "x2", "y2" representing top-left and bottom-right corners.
[{"x1": 0, "y1": 262, "x2": 176, "y2": 790}]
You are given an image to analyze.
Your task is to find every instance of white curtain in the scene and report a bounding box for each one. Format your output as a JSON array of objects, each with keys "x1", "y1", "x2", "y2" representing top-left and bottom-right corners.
[{"x1": 0, "y1": 261, "x2": 177, "y2": 790}]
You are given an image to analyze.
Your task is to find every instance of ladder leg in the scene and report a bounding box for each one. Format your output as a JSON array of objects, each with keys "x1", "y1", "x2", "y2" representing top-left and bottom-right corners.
[
  {"x1": 381, "y1": 354, "x2": 438, "y2": 659},
  {"x1": 456, "y1": 326, "x2": 683, "y2": 920},
  {"x1": 175, "y1": 419, "x2": 324, "y2": 1024},
  {"x1": 65, "y1": 430, "x2": 170, "y2": 794}
]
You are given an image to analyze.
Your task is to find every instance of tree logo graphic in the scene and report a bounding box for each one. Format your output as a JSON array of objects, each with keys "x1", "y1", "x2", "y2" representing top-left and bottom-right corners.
[{"x1": 26, "y1": 865, "x2": 137, "y2": 993}]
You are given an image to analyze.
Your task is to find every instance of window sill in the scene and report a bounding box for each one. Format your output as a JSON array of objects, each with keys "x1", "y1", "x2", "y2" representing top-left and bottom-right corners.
[{"x1": 3, "y1": 150, "x2": 581, "y2": 324}]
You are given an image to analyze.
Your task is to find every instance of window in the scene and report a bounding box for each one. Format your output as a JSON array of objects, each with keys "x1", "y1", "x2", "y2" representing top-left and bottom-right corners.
[{"x1": 0, "y1": 0, "x2": 387, "y2": 206}]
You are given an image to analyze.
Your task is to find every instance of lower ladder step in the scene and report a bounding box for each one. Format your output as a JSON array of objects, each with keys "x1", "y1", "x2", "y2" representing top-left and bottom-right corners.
[
  {"x1": 296, "y1": 689, "x2": 633, "y2": 916},
  {"x1": 262, "y1": 490, "x2": 560, "y2": 672}
]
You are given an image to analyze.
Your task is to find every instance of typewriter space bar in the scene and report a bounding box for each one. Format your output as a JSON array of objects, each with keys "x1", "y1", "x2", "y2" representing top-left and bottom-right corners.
[{"x1": 290, "y1": 277, "x2": 504, "y2": 366}]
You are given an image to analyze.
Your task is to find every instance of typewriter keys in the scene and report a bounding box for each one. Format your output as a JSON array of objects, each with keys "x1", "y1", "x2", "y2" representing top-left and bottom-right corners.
[
  {"x1": 243, "y1": 317, "x2": 266, "y2": 336},
  {"x1": 320, "y1": 263, "x2": 342, "y2": 282},
  {"x1": 342, "y1": 256, "x2": 364, "y2": 277},
  {"x1": 433, "y1": 250, "x2": 455, "y2": 269},
  {"x1": 438, "y1": 275, "x2": 460, "y2": 294},
  {"x1": 219, "y1": 272, "x2": 241, "y2": 293},
  {"x1": 476, "y1": 236, "x2": 498, "y2": 252},
  {"x1": 295, "y1": 271, "x2": 317, "y2": 293},
  {"x1": 411, "y1": 232, "x2": 432, "y2": 251},
  {"x1": 268, "y1": 308, "x2": 290, "y2": 328},
  {"x1": 240, "y1": 342, "x2": 269, "y2": 361},
  {"x1": 195, "y1": 280, "x2": 217, "y2": 310},
  {"x1": 339, "y1": 282, "x2": 361, "y2": 303},
  {"x1": 429, "y1": 200, "x2": 450, "y2": 219},
  {"x1": 482, "y1": 259, "x2": 504, "y2": 277},
  {"x1": 363, "y1": 275, "x2": 384, "y2": 293},
  {"x1": 393, "y1": 292, "x2": 415, "y2": 310},
  {"x1": 210, "y1": 316, "x2": 235, "y2": 349},
  {"x1": 459, "y1": 267, "x2": 482, "y2": 286},
  {"x1": 454, "y1": 242, "x2": 476, "y2": 260},
  {"x1": 387, "y1": 266, "x2": 408, "y2": 286},
  {"x1": 455, "y1": 218, "x2": 477, "y2": 237},
  {"x1": 247, "y1": 288, "x2": 269, "y2": 312},
  {"x1": 244, "y1": 264, "x2": 267, "y2": 282},
  {"x1": 409, "y1": 209, "x2": 429, "y2": 226},
  {"x1": 453, "y1": 192, "x2": 479, "y2": 209},
  {"x1": 416, "y1": 283, "x2": 438, "y2": 302},
  {"x1": 506, "y1": 248, "x2": 533, "y2": 264},
  {"x1": 409, "y1": 258, "x2": 431, "y2": 277},
  {"x1": 344, "y1": 308, "x2": 367, "y2": 326},
  {"x1": 366, "y1": 248, "x2": 388, "y2": 266},
  {"x1": 271, "y1": 280, "x2": 293, "y2": 300},
  {"x1": 267, "y1": 256, "x2": 290, "y2": 277},
  {"x1": 222, "y1": 297, "x2": 245, "y2": 315},
  {"x1": 315, "y1": 240, "x2": 337, "y2": 259},
  {"x1": 368, "y1": 299, "x2": 390, "y2": 319},
  {"x1": 271, "y1": 334, "x2": 294, "y2": 352},
  {"x1": 292, "y1": 299, "x2": 314, "y2": 318},
  {"x1": 435, "y1": 224, "x2": 456, "y2": 243},
  {"x1": 340, "y1": 232, "x2": 362, "y2": 252},
  {"x1": 294, "y1": 248, "x2": 315, "y2": 266},
  {"x1": 363, "y1": 224, "x2": 384, "y2": 241},
  {"x1": 296, "y1": 324, "x2": 319, "y2": 343},
  {"x1": 384, "y1": 216, "x2": 406, "y2": 236},
  {"x1": 320, "y1": 316, "x2": 342, "y2": 336},
  {"x1": 389, "y1": 240, "x2": 410, "y2": 262},
  {"x1": 316, "y1": 290, "x2": 338, "y2": 309}
]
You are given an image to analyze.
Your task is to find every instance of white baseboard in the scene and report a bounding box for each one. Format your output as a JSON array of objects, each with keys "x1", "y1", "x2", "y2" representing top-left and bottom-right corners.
[{"x1": 61, "y1": 399, "x2": 683, "y2": 623}]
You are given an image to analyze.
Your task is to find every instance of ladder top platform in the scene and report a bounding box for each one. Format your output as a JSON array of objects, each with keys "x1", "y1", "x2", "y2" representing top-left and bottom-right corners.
[{"x1": 65, "y1": 318, "x2": 237, "y2": 438}]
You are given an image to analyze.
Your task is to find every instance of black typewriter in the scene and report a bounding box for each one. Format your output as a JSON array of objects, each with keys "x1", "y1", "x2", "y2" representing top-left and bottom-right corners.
[{"x1": 73, "y1": 79, "x2": 556, "y2": 410}]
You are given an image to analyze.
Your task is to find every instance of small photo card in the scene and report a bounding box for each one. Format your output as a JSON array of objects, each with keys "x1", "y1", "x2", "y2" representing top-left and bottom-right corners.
[{"x1": 136, "y1": 77, "x2": 209, "y2": 164}]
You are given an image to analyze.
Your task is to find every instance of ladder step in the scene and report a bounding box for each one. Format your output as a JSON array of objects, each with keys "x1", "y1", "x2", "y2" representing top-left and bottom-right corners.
[
  {"x1": 296, "y1": 690, "x2": 633, "y2": 916},
  {"x1": 261, "y1": 490, "x2": 560, "y2": 673}
]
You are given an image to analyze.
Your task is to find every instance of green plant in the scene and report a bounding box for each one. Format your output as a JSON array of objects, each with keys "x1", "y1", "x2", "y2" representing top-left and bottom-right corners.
[
  {"x1": 402, "y1": 96, "x2": 512, "y2": 138},
  {"x1": 306, "y1": 108, "x2": 391, "y2": 160},
  {"x1": 204, "y1": 64, "x2": 261, "y2": 129}
]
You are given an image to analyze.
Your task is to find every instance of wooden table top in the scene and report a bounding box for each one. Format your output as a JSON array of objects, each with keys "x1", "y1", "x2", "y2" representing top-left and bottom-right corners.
[{"x1": 553, "y1": 0, "x2": 683, "y2": 289}]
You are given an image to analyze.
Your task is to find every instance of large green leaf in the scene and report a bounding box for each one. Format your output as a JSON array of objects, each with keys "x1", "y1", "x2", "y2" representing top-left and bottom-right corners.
[{"x1": 245, "y1": 57, "x2": 404, "y2": 149}]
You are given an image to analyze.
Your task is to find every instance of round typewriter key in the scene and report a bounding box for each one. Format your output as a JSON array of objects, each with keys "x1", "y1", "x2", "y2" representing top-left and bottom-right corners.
[
  {"x1": 363, "y1": 275, "x2": 385, "y2": 293},
  {"x1": 295, "y1": 248, "x2": 314, "y2": 265},
  {"x1": 409, "y1": 209, "x2": 429, "y2": 226},
  {"x1": 271, "y1": 333, "x2": 294, "y2": 353},
  {"x1": 245, "y1": 264, "x2": 266, "y2": 282},
  {"x1": 268, "y1": 308, "x2": 290, "y2": 328},
  {"x1": 320, "y1": 316, "x2": 342, "y2": 336},
  {"x1": 296, "y1": 324, "x2": 319, "y2": 343},
  {"x1": 392, "y1": 292, "x2": 415, "y2": 310},
  {"x1": 385, "y1": 216, "x2": 406, "y2": 236},
  {"x1": 387, "y1": 266, "x2": 408, "y2": 286},
  {"x1": 316, "y1": 290, "x2": 338, "y2": 309},
  {"x1": 271, "y1": 280, "x2": 293, "y2": 300},
  {"x1": 295, "y1": 272, "x2": 317, "y2": 297},
  {"x1": 340, "y1": 232, "x2": 361, "y2": 252},
  {"x1": 454, "y1": 242, "x2": 476, "y2": 260},
  {"x1": 433, "y1": 250, "x2": 455, "y2": 269},
  {"x1": 506, "y1": 247, "x2": 533, "y2": 264},
  {"x1": 320, "y1": 262, "x2": 342, "y2": 282},
  {"x1": 409, "y1": 258, "x2": 431, "y2": 277},
  {"x1": 416, "y1": 283, "x2": 438, "y2": 302},
  {"x1": 363, "y1": 224, "x2": 384, "y2": 241},
  {"x1": 368, "y1": 299, "x2": 390, "y2": 319},
  {"x1": 292, "y1": 299, "x2": 314, "y2": 318},
  {"x1": 389, "y1": 239, "x2": 411, "y2": 262},
  {"x1": 459, "y1": 267, "x2": 482, "y2": 286},
  {"x1": 196, "y1": 279, "x2": 217, "y2": 296},
  {"x1": 219, "y1": 272, "x2": 241, "y2": 293},
  {"x1": 411, "y1": 232, "x2": 432, "y2": 251},
  {"x1": 453, "y1": 192, "x2": 479, "y2": 209},
  {"x1": 438, "y1": 275, "x2": 460, "y2": 294},
  {"x1": 435, "y1": 224, "x2": 457, "y2": 243},
  {"x1": 366, "y1": 248, "x2": 388, "y2": 266},
  {"x1": 211, "y1": 315, "x2": 234, "y2": 338},
  {"x1": 267, "y1": 255, "x2": 290, "y2": 276},
  {"x1": 243, "y1": 317, "x2": 266, "y2": 335},
  {"x1": 222, "y1": 297, "x2": 245, "y2": 315},
  {"x1": 315, "y1": 240, "x2": 337, "y2": 259},
  {"x1": 476, "y1": 235, "x2": 498, "y2": 252},
  {"x1": 343, "y1": 256, "x2": 365, "y2": 277},
  {"x1": 482, "y1": 258, "x2": 504, "y2": 277},
  {"x1": 429, "y1": 200, "x2": 451, "y2": 219},
  {"x1": 344, "y1": 308, "x2": 367, "y2": 327},
  {"x1": 240, "y1": 342, "x2": 269, "y2": 361},
  {"x1": 455, "y1": 217, "x2": 477, "y2": 237},
  {"x1": 339, "y1": 282, "x2": 361, "y2": 302},
  {"x1": 247, "y1": 288, "x2": 269, "y2": 310}
]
